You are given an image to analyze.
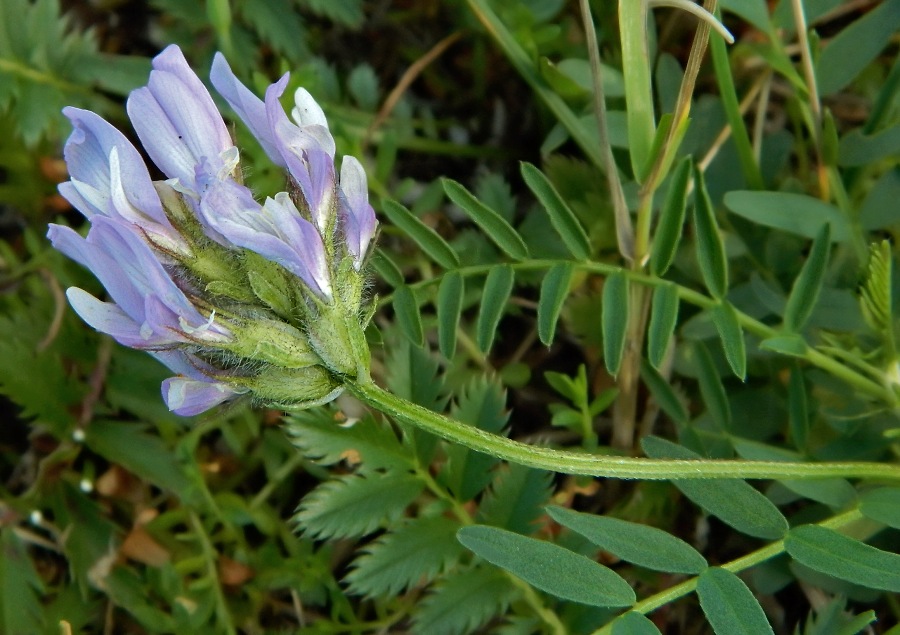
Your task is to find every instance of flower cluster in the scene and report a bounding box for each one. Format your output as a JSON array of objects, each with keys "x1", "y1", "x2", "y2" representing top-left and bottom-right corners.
[{"x1": 48, "y1": 45, "x2": 377, "y2": 416}]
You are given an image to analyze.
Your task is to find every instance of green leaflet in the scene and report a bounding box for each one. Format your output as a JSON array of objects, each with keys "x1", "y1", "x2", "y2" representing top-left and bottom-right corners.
[
  {"x1": 815, "y1": 0, "x2": 900, "y2": 95},
  {"x1": 611, "y1": 611, "x2": 663, "y2": 635},
  {"x1": 437, "y1": 271, "x2": 464, "y2": 359},
  {"x1": 693, "y1": 167, "x2": 728, "y2": 299},
  {"x1": 547, "y1": 506, "x2": 708, "y2": 574},
  {"x1": 697, "y1": 568, "x2": 775, "y2": 635},
  {"x1": 538, "y1": 262, "x2": 575, "y2": 345},
  {"x1": 642, "y1": 437, "x2": 789, "y2": 540},
  {"x1": 723, "y1": 191, "x2": 851, "y2": 242},
  {"x1": 393, "y1": 285, "x2": 424, "y2": 346},
  {"x1": 520, "y1": 162, "x2": 591, "y2": 260},
  {"x1": 647, "y1": 283, "x2": 680, "y2": 369},
  {"x1": 457, "y1": 525, "x2": 635, "y2": 607},
  {"x1": 785, "y1": 525, "x2": 900, "y2": 592},
  {"x1": 381, "y1": 199, "x2": 460, "y2": 269},
  {"x1": 602, "y1": 272, "x2": 629, "y2": 376},
  {"x1": 651, "y1": 156, "x2": 691, "y2": 276},
  {"x1": 476, "y1": 265, "x2": 515, "y2": 353},
  {"x1": 860, "y1": 488, "x2": 900, "y2": 529},
  {"x1": 783, "y1": 224, "x2": 831, "y2": 333},
  {"x1": 371, "y1": 250, "x2": 404, "y2": 287},
  {"x1": 346, "y1": 516, "x2": 464, "y2": 598},
  {"x1": 640, "y1": 360, "x2": 689, "y2": 425},
  {"x1": 712, "y1": 302, "x2": 746, "y2": 380},
  {"x1": 295, "y1": 471, "x2": 424, "y2": 540},
  {"x1": 443, "y1": 178, "x2": 529, "y2": 260}
]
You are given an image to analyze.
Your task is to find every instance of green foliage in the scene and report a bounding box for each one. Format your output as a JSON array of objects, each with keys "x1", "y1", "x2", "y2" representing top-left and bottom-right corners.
[{"x1": 8, "y1": 0, "x2": 900, "y2": 632}]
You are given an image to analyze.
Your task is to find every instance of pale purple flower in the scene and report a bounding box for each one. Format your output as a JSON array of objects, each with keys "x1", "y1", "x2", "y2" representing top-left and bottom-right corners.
[
  {"x1": 57, "y1": 107, "x2": 187, "y2": 256},
  {"x1": 47, "y1": 217, "x2": 230, "y2": 349},
  {"x1": 153, "y1": 351, "x2": 245, "y2": 416},
  {"x1": 197, "y1": 174, "x2": 332, "y2": 298},
  {"x1": 210, "y1": 53, "x2": 377, "y2": 260},
  {"x1": 127, "y1": 45, "x2": 236, "y2": 194}
]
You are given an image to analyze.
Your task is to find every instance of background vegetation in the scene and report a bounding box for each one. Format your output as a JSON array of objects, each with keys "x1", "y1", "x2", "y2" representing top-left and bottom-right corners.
[{"x1": 2, "y1": 0, "x2": 900, "y2": 633}]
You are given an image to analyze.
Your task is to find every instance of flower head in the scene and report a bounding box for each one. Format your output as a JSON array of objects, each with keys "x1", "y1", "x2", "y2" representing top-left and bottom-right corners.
[{"x1": 49, "y1": 45, "x2": 377, "y2": 416}]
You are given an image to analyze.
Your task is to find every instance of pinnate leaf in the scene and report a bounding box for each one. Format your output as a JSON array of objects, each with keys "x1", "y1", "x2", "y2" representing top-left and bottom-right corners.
[
  {"x1": 651, "y1": 156, "x2": 691, "y2": 276},
  {"x1": 411, "y1": 565, "x2": 517, "y2": 635},
  {"x1": 477, "y1": 265, "x2": 515, "y2": 352},
  {"x1": 437, "y1": 271, "x2": 464, "y2": 358},
  {"x1": 295, "y1": 471, "x2": 423, "y2": 540},
  {"x1": 603, "y1": 272, "x2": 629, "y2": 376},
  {"x1": 394, "y1": 285, "x2": 424, "y2": 346},
  {"x1": 478, "y1": 463, "x2": 554, "y2": 533},
  {"x1": 346, "y1": 516, "x2": 464, "y2": 597},
  {"x1": 783, "y1": 223, "x2": 831, "y2": 333},
  {"x1": 381, "y1": 199, "x2": 459, "y2": 269},
  {"x1": 647, "y1": 283, "x2": 679, "y2": 369}
]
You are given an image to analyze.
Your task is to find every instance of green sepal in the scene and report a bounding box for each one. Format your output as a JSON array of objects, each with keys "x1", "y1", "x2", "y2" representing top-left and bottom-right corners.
[
  {"x1": 243, "y1": 251, "x2": 302, "y2": 319},
  {"x1": 306, "y1": 303, "x2": 370, "y2": 377},
  {"x1": 226, "y1": 318, "x2": 320, "y2": 368},
  {"x1": 238, "y1": 364, "x2": 344, "y2": 409}
]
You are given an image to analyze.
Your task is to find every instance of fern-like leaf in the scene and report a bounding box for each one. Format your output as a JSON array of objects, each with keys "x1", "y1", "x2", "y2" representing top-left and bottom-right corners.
[{"x1": 860, "y1": 240, "x2": 896, "y2": 359}]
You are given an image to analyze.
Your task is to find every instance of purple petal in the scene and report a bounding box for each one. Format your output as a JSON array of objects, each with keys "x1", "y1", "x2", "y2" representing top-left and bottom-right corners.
[
  {"x1": 60, "y1": 107, "x2": 168, "y2": 228},
  {"x1": 339, "y1": 156, "x2": 377, "y2": 267},
  {"x1": 197, "y1": 180, "x2": 332, "y2": 298},
  {"x1": 210, "y1": 54, "x2": 286, "y2": 167},
  {"x1": 65, "y1": 287, "x2": 151, "y2": 346},
  {"x1": 161, "y1": 376, "x2": 239, "y2": 416},
  {"x1": 127, "y1": 45, "x2": 233, "y2": 191}
]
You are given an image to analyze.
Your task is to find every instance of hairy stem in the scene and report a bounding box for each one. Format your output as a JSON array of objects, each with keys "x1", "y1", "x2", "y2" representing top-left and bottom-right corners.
[{"x1": 346, "y1": 378, "x2": 900, "y2": 481}]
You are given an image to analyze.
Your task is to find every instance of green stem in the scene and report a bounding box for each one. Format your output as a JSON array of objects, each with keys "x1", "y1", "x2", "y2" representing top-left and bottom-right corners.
[
  {"x1": 346, "y1": 378, "x2": 900, "y2": 481},
  {"x1": 591, "y1": 507, "x2": 867, "y2": 633}
]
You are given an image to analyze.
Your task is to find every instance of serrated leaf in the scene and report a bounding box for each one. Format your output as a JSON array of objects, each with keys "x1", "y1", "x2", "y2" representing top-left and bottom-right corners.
[
  {"x1": 240, "y1": 0, "x2": 307, "y2": 62},
  {"x1": 412, "y1": 565, "x2": 517, "y2": 635},
  {"x1": 538, "y1": 262, "x2": 574, "y2": 345},
  {"x1": 287, "y1": 410, "x2": 412, "y2": 471},
  {"x1": 520, "y1": 162, "x2": 590, "y2": 260},
  {"x1": 301, "y1": 0, "x2": 364, "y2": 28},
  {"x1": 441, "y1": 376, "x2": 509, "y2": 501},
  {"x1": 0, "y1": 528, "x2": 44, "y2": 635},
  {"x1": 443, "y1": 178, "x2": 529, "y2": 260},
  {"x1": 547, "y1": 506, "x2": 707, "y2": 574},
  {"x1": 611, "y1": 611, "x2": 663, "y2": 635},
  {"x1": 457, "y1": 525, "x2": 635, "y2": 607},
  {"x1": 394, "y1": 285, "x2": 424, "y2": 346},
  {"x1": 785, "y1": 525, "x2": 900, "y2": 592},
  {"x1": 712, "y1": 302, "x2": 746, "y2": 380},
  {"x1": 477, "y1": 265, "x2": 515, "y2": 352},
  {"x1": 694, "y1": 342, "x2": 732, "y2": 429},
  {"x1": 603, "y1": 272, "x2": 629, "y2": 376},
  {"x1": 478, "y1": 463, "x2": 554, "y2": 533},
  {"x1": 860, "y1": 488, "x2": 900, "y2": 529},
  {"x1": 346, "y1": 516, "x2": 464, "y2": 597},
  {"x1": 860, "y1": 240, "x2": 895, "y2": 357},
  {"x1": 642, "y1": 437, "x2": 789, "y2": 540},
  {"x1": 697, "y1": 568, "x2": 775, "y2": 635},
  {"x1": 784, "y1": 224, "x2": 831, "y2": 333},
  {"x1": 437, "y1": 271, "x2": 464, "y2": 358},
  {"x1": 693, "y1": 167, "x2": 728, "y2": 298},
  {"x1": 647, "y1": 283, "x2": 679, "y2": 369},
  {"x1": 295, "y1": 471, "x2": 423, "y2": 540},
  {"x1": 381, "y1": 199, "x2": 459, "y2": 269},
  {"x1": 640, "y1": 360, "x2": 689, "y2": 425}
]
